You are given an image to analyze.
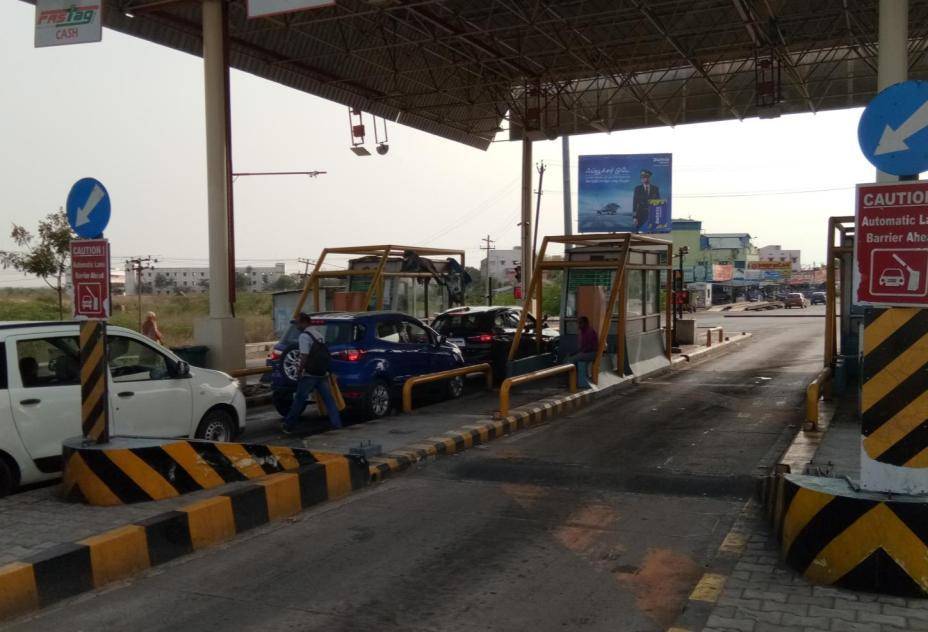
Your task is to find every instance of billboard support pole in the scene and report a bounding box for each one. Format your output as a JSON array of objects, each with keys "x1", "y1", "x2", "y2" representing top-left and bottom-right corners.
[
  {"x1": 562, "y1": 136, "x2": 572, "y2": 237},
  {"x1": 520, "y1": 138, "x2": 534, "y2": 302}
]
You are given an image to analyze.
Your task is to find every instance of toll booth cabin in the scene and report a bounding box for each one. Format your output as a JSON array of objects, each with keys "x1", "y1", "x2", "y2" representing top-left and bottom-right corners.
[
  {"x1": 289, "y1": 245, "x2": 468, "y2": 322},
  {"x1": 509, "y1": 234, "x2": 672, "y2": 384}
]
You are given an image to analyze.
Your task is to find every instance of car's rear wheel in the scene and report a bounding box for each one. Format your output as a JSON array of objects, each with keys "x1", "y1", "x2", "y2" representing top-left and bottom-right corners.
[
  {"x1": 364, "y1": 380, "x2": 391, "y2": 419},
  {"x1": 445, "y1": 375, "x2": 464, "y2": 399},
  {"x1": 281, "y1": 347, "x2": 302, "y2": 382},
  {"x1": 0, "y1": 459, "x2": 15, "y2": 498},
  {"x1": 195, "y1": 408, "x2": 235, "y2": 442}
]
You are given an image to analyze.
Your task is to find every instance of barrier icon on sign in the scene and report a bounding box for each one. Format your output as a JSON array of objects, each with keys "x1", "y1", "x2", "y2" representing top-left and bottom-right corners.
[{"x1": 870, "y1": 249, "x2": 928, "y2": 298}]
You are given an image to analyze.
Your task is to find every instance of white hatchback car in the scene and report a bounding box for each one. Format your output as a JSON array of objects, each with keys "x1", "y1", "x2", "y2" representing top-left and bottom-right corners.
[{"x1": 0, "y1": 321, "x2": 247, "y2": 496}]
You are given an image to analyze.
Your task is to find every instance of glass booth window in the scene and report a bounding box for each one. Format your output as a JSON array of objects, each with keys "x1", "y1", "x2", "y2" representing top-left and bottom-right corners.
[
  {"x1": 625, "y1": 270, "x2": 644, "y2": 318},
  {"x1": 645, "y1": 270, "x2": 659, "y2": 315}
]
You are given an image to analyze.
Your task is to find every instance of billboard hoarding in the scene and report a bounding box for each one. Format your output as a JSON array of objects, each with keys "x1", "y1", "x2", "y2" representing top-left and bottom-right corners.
[
  {"x1": 35, "y1": 0, "x2": 102, "y2": 48},
  {"x1": 855, "y1": 181, "x2": 928, "y2": 307},
  {"x1": 577, "y1": 154, "x2": 672, "y2": 233},
  {"x1": 747, "y1": 261, "x2": 793, "y2": 281},
  {"x1": 712, "y1": 264, "x2": 733, "y2": 282}
]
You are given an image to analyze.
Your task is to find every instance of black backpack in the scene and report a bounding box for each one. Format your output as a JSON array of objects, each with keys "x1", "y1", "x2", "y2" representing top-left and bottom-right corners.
[{"x1": 303, "y1": 332, "x2": 331, "y2": 376}]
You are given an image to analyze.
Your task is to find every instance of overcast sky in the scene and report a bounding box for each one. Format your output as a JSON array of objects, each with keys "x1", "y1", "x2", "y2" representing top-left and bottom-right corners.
[{"x1": 0, "y1": 1, "x2": 880, "y2": 286}]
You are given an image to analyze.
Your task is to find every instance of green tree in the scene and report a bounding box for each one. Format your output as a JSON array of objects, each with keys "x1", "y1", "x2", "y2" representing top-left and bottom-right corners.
[
  {"x1": 0, "y1": 209, "x2": 76, "y2": 319},
  {"x1": 235, "y1": 272, "x2": 251, "y2": 291},
  {"x1": 154, "y1": 273, "x2": 175, "y2": 292},
  {"x1": 270, "y1": 275, "x2": 298, "y2": 291}
]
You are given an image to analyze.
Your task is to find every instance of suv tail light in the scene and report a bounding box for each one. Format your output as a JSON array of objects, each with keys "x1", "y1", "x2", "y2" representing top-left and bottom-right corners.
[
  {"x1": 334, "y1": 348, "x2": 366, "y2": 362},
  {"x1": 467, "y1": 334, "x2": 494, "y2": 343},
  {"x1": 269, "y1": 349, "x2": 282, "y2": 361}
]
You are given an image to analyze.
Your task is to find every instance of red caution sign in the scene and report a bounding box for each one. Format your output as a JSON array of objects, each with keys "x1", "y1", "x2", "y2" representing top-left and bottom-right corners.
[
  {"x1": 70, "y1": 239, "x2": 111, "y2": 319},
  {"x1": 856, "y1": 182, "x2": 928, "y2": 306}
]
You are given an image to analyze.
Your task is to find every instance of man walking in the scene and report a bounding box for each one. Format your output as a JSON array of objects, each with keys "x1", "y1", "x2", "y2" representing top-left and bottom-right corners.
[
  {"x1": 632, "y1": 169, "x2": 661, "y2": 232},
  {"x1": 282, "y1": 313, "x2": 342, "y2": 433}
]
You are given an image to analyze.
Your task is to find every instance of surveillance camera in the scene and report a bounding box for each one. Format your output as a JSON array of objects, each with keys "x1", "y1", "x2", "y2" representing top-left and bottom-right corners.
[{"x1": 376, "y1": 143, "x2": 389, "y2": 155}]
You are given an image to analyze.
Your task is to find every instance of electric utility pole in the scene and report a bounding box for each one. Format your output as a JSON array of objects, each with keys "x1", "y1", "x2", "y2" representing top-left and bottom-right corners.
[
  {"x1": 126, "y1": 256, "x2": 156, "y2": 331},
  {"x1": 480, "y1": 234, "x2": 495, "y2": 306},
  {"x1": 532, "y1": 161, "x2": 546, "y2": 259},
  {"x1": 297, "y1": 257, "x2": 313, "y2": 281}
]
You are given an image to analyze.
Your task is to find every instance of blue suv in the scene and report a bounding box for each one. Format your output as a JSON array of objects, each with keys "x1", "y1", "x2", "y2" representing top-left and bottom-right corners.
[{"x1": 268, "y1": 311, "x2": 465, "y2": 419}]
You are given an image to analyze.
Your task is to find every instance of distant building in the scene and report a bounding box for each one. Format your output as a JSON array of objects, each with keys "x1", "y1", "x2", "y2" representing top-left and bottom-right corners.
[
  {"x1": 124, "y1": 263, "x2": 287, "y2": 295},
  {"x1": 758, "y1": 245, "x2": 801, "y2": 272},
  {"x1": 480, "y1": 246, "x2": 522, "y2": 284},
  {"x1": 671, "y1": 220, "x2": 759, "y2": 282}
]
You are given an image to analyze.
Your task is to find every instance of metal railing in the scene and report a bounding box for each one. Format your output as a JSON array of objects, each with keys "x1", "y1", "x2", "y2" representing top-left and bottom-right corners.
[
  {"x1": 228, "y1": 366, "x2": 271, "y2": 378},
  {"x1": 498, "y1": 364, "x2": 577, "y2": 418},
  {"x1": 805, "y1": 366, "x2": 832, "y2": 430},
  {"x1": 402, "y1": 364, "x2": 493, "y2": 413},
  {"x1": 705, "y1": 327, "x2": 724, "y2": 347}
]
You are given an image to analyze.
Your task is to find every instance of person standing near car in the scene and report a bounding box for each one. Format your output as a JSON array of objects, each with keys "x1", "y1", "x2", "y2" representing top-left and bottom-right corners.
[
  {"x1": 141, "y1": 312, "x2": 164, "y2": 345},
  {"x1": 283, "y1": 313, "x2": 342, "y2": 433}
]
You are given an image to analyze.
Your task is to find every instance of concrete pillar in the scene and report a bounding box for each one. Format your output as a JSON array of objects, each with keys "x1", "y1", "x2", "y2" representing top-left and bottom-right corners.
[
  {"x1": 194, "y1": 0, "x2": 244, "y2": 371},
  {"x1": 521, "y1": 137, "x2": 534, "y2": 295},
  {"x1": 860, "y1": 0, "x2": 915, "y2": 493},
  {"x1": 876, "y1": 0, "x2": 908, "y2": 183}
]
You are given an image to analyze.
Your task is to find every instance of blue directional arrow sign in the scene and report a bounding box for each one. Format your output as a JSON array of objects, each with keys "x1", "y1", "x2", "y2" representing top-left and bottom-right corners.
[
  {"x1": 66, "y1": 178, "x2": 111, "y2": 239},
  {"x1": 859, "y1": 81, "x2": 928, "y2": 177}
]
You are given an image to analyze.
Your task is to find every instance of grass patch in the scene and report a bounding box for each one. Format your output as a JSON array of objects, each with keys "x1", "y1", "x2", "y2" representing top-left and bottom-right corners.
[{"x1": 0, "y1": 288, "x2": 277, "y2": 346}]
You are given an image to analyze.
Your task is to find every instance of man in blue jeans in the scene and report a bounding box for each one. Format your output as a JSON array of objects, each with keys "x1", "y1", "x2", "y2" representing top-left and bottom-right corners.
[
  {"x1": 567, "y1": 315, "x2": 598, "y2": 388},
  {"x1": 282, "y1": 313, "x2": 342, "y2": 434}
]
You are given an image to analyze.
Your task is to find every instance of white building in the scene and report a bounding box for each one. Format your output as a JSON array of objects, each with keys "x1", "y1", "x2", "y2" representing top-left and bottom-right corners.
[
  {"x1": 125, "y1": 263, "x2": 287, "y2": 295},
  {"x1": 480, "y1": 246, "x2": 522, "y2": 283},
  {"x1": 758, "y1": 245, "x2": 801, "y2": 272}
]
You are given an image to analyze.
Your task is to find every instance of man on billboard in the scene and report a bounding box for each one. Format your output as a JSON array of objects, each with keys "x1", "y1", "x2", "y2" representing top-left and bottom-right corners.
[{"x1": 633, "y1": 170, "x2": 661, "y2": 231}]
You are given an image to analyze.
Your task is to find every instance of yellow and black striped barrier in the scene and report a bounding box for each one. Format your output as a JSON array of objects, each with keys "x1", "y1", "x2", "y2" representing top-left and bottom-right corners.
[
  {"x1": 776, "y1": 474, "x2": 928, "y2": 597},
  {"x1": 862, "y1": 307, "x2": 928, "y2": 467},
  {"x1": 79, "y1": 320, "x2": 109, "y2": 444},
  {"x1": 1, "y1": 461, "x2": 362, "y2": 621},
  {"x1": 60, "y1": 437, "x2": 368, "y2": 506}
]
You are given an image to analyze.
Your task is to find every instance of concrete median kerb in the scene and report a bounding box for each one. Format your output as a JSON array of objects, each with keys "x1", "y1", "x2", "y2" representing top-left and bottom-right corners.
[
  {"x1": 368, "y1": 334, "x2": 753, "y2": 482},
  {"x1": 0, "y1": 460, "x2": 366, "y2": 622}
]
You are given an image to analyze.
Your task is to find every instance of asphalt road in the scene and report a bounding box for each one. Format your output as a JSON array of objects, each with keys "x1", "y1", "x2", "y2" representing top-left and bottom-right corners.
[{"x1": 6, "y1": 313, "x2": 826, "y2": 632}]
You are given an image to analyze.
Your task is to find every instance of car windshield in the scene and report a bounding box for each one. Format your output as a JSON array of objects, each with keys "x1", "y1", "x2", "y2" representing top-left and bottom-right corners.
[
  {"x1": 279, "y1": 321, "x2": 363, "y2": 346},
  {"x1": 432, "y1": 312, "x2": 491, "y2": 335}
]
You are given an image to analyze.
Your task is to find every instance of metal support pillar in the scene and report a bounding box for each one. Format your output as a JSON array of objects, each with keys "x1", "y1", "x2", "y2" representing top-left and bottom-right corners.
[
  {"x1": 876, "y1": 0, "x2": 908, "y2": 183},
  {"x1": 562, "y1": 136, "x2": 573, "y2": 236},
  {"x1": 193, "y1": 0, "x2": 245, "y2": 371},
  {"x1": 521, "y1": 137, "x2": 534, "y2": 299}
]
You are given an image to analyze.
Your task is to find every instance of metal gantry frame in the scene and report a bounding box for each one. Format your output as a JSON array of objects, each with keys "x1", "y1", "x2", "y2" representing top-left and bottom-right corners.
[
  {"x1": 825, "y1": 216, "x2": 855, "y2": 369},
  {"x1": 506, "y1": 233, "x2": 672, "y2": 385},
  {"x1": 115, "y1": 1, "x2": 928, "y2": 149},
  {"x1": 290, "y1": 245, "x2": 466, "y2": 319}
]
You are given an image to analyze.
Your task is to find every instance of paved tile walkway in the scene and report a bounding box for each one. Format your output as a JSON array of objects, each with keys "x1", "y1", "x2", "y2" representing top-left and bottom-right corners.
[{"x1": 701, "y1": 503, "x2": 928, "y2": 632}]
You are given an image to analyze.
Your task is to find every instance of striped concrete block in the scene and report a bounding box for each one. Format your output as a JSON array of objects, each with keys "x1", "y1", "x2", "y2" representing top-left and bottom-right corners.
[
  {"x1": 0, "y1": 461, "x2": 367, "y2": 621},
  {"x1": 60, "y1": 438, "x2": 365, "y2": 506}
]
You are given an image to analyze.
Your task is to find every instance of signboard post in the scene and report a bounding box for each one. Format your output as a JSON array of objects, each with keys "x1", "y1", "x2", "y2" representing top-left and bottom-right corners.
[
  {"x1": 67, "y1": 178, "x2": 111, "y2": 445},
  {"x1": 858, "y1": 81, "x2": 928, "y2": 178},
  {"x1": 34, "y1": 0, "x2": 102, "y2": 48},
  {"x1": 854, "y1": 181, "x2": 928, "y2": 307}
]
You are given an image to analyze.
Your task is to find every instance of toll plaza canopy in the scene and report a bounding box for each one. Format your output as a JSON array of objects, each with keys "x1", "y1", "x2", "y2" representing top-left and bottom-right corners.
[{"x1": 73, "y1": 0, "x2": 928, "y2": 149}]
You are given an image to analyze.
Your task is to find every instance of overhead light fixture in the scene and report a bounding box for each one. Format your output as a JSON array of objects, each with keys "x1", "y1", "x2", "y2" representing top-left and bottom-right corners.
[{"x1": 124, "y1": 10, "x2": 135, "y2": 17}]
